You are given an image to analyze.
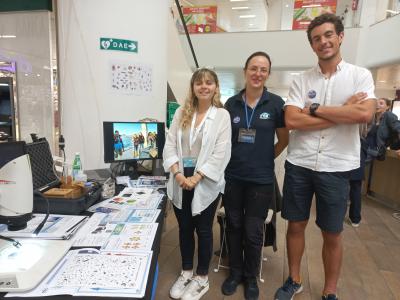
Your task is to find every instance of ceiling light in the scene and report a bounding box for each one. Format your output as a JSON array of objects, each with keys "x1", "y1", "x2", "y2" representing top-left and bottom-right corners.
[
  {"x1": 248, "y1": 23, "x2": 254, "y2": 26},
  {"x1": 230, "y1": 0, "x2": 248, "y2": 2},
  {"x1": 378, "y1": 80, "x2": 387, "y2": 83},
  {"x1": 232, "y1": 6, "x2": 249, "y2": 10},
  {"x1": 0, "y1": 83, "x2": 9, "y2": 86},
  {"x1": 285, "y1": 4, "x2": 289, "y2": 8},
  {"x1": 0, "y1": 35, "x2": 16, "y2": 38},
  {"x1": 302, "y1": 4, "x2": 321, "y2": 8},
  {"x1": 290, "y1": 72, "x2": 300, "y2": 75},
  {"x1": 239, "y1": 15, "x2": 256, "y2": 18}
]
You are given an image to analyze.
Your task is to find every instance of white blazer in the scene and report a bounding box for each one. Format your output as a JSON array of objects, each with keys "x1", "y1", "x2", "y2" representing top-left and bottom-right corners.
[{"x1": 163, "y1": 106, "x2": 232, "y2": 215}]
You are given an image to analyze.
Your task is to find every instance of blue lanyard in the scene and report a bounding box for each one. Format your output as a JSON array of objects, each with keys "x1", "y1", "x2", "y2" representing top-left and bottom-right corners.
[{"x1": 243, "y1": 94, "x2": 261, "y2": 130}]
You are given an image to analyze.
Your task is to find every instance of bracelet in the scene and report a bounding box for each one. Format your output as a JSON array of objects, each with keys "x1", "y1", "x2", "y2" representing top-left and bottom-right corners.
[
  {"x1": 196, "y1": 171, "x2": 204, "y2": 179},
  {"x1": 173, "y1": 171, "x2": 181, "y2": 178}
]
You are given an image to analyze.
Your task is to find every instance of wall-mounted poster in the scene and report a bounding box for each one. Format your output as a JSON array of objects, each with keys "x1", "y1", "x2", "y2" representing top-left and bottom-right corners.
[
  {"x1": 109, "y1": 61, "x2": 152, "y2": 95},
  {"x1": 292, "y1": 0, "x2": 337, "y2": 30},
  {"x1": 182, "y1": 6, "x2": 217, "y2": 34}
]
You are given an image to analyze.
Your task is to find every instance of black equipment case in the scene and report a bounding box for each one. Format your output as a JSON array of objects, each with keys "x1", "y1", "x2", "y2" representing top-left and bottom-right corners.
[{"x1": 26, "y1": 139, "x2": 101, "y2": 214}]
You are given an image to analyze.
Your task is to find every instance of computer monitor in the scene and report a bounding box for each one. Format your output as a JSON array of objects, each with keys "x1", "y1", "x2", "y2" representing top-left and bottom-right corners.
[{"x1": 103, "y1": 121, "x2": 165, "y2": 164}]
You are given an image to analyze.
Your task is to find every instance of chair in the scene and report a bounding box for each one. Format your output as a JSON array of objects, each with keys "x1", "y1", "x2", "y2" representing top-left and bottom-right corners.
[{"x1": 214, "y1": 207, "x2": 274, "y2": 283}]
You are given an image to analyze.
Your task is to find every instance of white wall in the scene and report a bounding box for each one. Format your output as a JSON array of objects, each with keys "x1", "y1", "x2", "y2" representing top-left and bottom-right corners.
[
  {"x1": 57, "y1": 0, "x2": 168, "y2": 169},
  {"x1": 167, "y1": 9, "x2": 193, "y2": 105},
  {"x1": 184, "y1": 28, "x2": 361, "y2": 70},
  {"x1": 0, "y1": 11, "x2": 53, "y2": 147},
  {"x1": 364, "y1": 14, "x2": 400, "y2": 67}
]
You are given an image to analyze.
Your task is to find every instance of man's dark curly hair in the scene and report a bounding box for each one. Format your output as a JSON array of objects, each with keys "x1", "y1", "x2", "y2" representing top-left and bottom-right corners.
[{"x1": 307, "y1": 13, "x2": 344, "y2": 44}]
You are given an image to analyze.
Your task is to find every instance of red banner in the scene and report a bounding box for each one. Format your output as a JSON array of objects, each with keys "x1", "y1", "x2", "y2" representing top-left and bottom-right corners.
[
  {"x1": 352, "y1": 0, "x2": 359, "y2": 10},
  {"x1": 292, "y1": 0, "x2": 337, "y2": 30},
  {"x1": 182, "y1": 6, "x2": 217, "y2": 34}
]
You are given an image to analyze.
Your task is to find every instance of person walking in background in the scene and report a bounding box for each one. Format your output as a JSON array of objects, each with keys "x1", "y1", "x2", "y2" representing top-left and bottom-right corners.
[
  {"x1": 221, "y1": 51, "x2": 289, "y2": 300},
  {"x1": 274, "y1": 14, "x2": 376, "y2": 300},
  {"x1": 163, "y1": 68, "x2": 231, "y2": 300}
]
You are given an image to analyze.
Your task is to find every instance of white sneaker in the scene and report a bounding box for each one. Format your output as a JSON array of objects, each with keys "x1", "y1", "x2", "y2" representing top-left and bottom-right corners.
[
  {"x1": 170, "y1": 271, "x2": 193, "y2": 299},
  {"x1": 181, "y1": 276, "x2": 209, "y2": 300},
  {"x1": 351, "y1": 222, "x2": 360, "y2": 228}
]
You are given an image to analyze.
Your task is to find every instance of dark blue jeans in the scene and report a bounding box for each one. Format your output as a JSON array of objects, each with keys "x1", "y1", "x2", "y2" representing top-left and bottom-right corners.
[{"x1": 173, "y1": 170, "x2": 219, "y2": 275}]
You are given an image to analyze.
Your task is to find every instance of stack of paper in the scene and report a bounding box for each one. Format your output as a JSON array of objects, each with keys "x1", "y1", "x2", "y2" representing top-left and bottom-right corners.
[{"x1": 0, "y1": 214, "x2": 88, "y2": 240}]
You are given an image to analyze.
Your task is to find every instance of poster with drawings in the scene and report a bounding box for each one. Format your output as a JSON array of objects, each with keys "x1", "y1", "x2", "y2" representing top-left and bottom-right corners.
[
  {"x1": 110, "y1": 60, "x2": 152, "y2": 95},
  {"x1": 7, "y1": 249, "x2": 153, "y2": 298}
]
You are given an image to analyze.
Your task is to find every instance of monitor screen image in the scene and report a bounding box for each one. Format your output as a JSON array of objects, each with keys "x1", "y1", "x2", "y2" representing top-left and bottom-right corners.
[{"x1": 103, "y1": 122, "x2": 165, "y2": 163}]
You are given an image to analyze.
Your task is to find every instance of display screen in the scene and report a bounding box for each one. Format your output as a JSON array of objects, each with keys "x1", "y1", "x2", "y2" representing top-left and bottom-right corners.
[
  {"x1": 0, "y1": 141, "x2": 26, "y2": 169},
  {"x1": 103, "y1": 122, "x2": 165, "y2": 163}
]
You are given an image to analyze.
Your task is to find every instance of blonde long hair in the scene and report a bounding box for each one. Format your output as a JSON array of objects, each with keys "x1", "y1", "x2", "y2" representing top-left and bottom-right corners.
[{"x1": 180, "y1": 68, "x2": 223, "y2": 129}]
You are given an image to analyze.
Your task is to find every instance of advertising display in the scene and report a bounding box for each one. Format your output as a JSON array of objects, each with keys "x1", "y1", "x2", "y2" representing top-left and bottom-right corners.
[
  {"x1": 292, "y1": 0, "x2": 337, "y2": 30},
  {"x1": 182, "y1": 6, "x2": 217, "y2": 34}
]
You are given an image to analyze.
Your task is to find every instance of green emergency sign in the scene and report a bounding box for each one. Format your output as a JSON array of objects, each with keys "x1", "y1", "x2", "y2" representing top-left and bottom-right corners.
[{"x1": 100, "y1": 37, "x2": 138, "y2": 53}]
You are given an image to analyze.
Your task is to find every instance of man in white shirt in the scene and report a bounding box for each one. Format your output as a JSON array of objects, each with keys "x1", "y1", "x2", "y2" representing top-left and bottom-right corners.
[{"x1": 274, "y1": 13, "x2": 376, "y2": 300}]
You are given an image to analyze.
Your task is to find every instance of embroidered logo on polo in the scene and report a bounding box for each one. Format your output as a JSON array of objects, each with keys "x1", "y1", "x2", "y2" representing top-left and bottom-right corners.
[
  {"x1": 259, "y1": 112, "x2": 271, "y2": 119},
  {"x1": 308, "y1": 90, "x2": 317, "y2": 99},
  {"x1": 233, "y1": 116, "x2": 240, "y2": 123}
]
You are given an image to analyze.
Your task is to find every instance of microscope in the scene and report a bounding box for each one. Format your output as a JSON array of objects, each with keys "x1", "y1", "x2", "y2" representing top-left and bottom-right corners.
[{"x1": 0, "y1": 141, "x2": 33, "y2": 231}]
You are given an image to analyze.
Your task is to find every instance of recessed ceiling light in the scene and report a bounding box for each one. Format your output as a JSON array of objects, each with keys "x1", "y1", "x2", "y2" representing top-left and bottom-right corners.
[
  {"x1": 302, "y1": 4, "x2": 321, "y2": 8},
  {"x1": 230, "y1": 0, "x2": 248, "y2": 2},
  {"x1": 239, "y1": 15, "x2": 256, "y2": 18},
  {"x1": 0, "y1": 35, "x2": 16, "y2": 38},
  {"x1": 290, "y1": 72, "x2": 300, "y2": 75},
  {"x1": 285, "y1": 4, "x2": 289, "y2": 8},
  {"x1": 378, "y1": 80, "x2": 387, "y2": 83},
  {"x1": 232, "y1": 6, "x2": 249, "y2": 10}
]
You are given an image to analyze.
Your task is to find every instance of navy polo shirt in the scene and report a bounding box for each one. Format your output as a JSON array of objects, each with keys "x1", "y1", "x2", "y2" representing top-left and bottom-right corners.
[{"x1": 225, "y1": 88, "x2": 285, "y2": 184}]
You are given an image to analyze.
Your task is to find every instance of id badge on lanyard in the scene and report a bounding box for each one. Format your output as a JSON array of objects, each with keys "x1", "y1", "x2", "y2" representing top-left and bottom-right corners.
[
  {"x1": 238, "y1": 94, "x2": 259, "y2": 144},
  {"x1": 183, "y1": 157, "x2": 197, "y2": 168},
  {"x1": 238, "y1": 128, "x2": 256, "y2": 143}
]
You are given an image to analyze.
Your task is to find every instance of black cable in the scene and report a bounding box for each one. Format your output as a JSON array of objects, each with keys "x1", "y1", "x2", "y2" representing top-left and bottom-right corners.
[
  {"x1": 32, "y1": 191, "x2": 50, "y2": 235},
  {"x1": 175, "y1": 0, "x2": 199, "y2": 68},
  {"x1": 61, "y1": 148, "x2": 66, "y2": 176},
  {"x1": 0, "y1": 235, "x2": 22, "y2": 248}
]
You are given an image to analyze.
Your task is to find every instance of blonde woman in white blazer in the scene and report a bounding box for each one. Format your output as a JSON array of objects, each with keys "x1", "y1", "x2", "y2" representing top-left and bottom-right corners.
[{"x1": 163, "y1": 68, "x2": 231, "y2": 300}]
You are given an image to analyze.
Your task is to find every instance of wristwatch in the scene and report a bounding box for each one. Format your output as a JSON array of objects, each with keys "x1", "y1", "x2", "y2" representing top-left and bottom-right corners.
[{"x1": 309, "y1": 103, "x2": 320, "y2": 117}]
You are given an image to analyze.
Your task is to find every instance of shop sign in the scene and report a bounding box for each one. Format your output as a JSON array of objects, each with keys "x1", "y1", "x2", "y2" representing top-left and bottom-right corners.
[
  {"x1": 292, "y1": 0, "x2": 337, "y2": 30},
  {"x1": 100, "y1": 38, "x2": 138, "y2": 53},
  {"x1": 182, "y1": 6, "x2": 217, "y2": 34}
]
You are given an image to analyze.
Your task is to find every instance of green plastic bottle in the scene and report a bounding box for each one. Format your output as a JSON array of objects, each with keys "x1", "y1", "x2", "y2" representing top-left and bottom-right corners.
[{"x1": 72, "y1": 152, "x2": 82, "y2": 180}]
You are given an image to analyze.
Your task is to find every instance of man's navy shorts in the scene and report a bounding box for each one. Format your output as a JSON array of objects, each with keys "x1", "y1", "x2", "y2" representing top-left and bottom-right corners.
[{"x1": 282, "y1": 161, "x2": 350, "y2": 233}]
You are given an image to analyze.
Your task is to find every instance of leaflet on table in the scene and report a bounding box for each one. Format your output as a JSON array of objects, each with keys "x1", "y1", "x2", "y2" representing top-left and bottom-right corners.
[
  {"x1": 6, "y1": 248, "x2": 153, "y2": 298},
  {"x1": 73, "y1": 214, "x2": 158, "y2": 251},
  {"x1": 0, "y1": 214, "x2": 88, "y2": 240},
  {"x1": 88, "y1": 190, "x2": 163, "y2": 212},
  {"x1": 137, "y1": 175, "x2": 167, "y2": 188},
  {"x1": 101, "y1": 222, "x2": 158, "y2": 252},
  {"x1": 72, "y1": 213, "x2": 116, "y2": 247}
]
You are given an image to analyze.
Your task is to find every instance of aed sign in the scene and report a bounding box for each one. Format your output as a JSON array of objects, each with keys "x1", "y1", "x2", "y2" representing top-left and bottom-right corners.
[{"x1": 100, "y1": 37, "x2": 138, "y2": 53}]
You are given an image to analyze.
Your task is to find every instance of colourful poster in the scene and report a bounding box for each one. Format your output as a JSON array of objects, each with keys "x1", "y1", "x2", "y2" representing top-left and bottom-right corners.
[
  {"x1": 292, "y1": 0, "x2": 337, "y2": 30},
  {"x1": 182, "y1": 6, "x2": 217, "y2": 34}
]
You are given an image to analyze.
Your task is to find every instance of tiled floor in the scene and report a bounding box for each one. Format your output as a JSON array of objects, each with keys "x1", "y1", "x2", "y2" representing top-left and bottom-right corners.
[{"x1": 156, "y1": 154, "x2": 400, "y2": 300}]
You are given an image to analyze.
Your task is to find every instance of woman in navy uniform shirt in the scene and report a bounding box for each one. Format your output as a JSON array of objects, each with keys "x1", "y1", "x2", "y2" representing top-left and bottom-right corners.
[{"x1": 221, "y1": 51, "x2": 289, "y2": 300}]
